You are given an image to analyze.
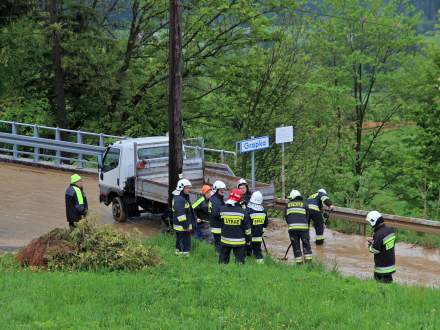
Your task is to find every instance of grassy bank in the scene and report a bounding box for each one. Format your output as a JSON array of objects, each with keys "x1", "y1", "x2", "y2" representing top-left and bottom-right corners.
[{"x1": 1, "y1": 235, "x2": 439, "y2": 329}]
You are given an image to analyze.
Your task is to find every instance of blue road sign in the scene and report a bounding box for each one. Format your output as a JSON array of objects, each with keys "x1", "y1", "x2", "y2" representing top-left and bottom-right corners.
[{"x1": 239, "y1": 136, "x2": 270, "y2": 153}]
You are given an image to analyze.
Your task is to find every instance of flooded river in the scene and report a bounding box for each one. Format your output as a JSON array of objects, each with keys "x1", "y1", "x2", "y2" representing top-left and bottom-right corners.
[
  {"x1": 0, "y1": 161, "x2": 439, "y2": 287},
  {"x1": 0, "y1": 162, "x2": 161, "y2": 250}
]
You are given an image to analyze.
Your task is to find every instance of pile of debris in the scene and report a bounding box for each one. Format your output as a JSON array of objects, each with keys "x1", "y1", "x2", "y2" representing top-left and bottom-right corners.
[{"x1": 16, "y1": 219, "x2": 162, "y2": 271}]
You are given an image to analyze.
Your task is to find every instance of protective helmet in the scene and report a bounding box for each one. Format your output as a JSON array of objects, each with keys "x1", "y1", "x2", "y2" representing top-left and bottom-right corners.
[
  {"x1": 366, "y1": 210, "x2": 382, "y2": 227},
  {"x1": 176, "y1": 178, "x2": 192, "y2": 191},
  {"x1": 237, "y1": 178, "x2": 248, "y2": 188},
  {"x1": 228, "y1": 188, "x2": 243, "y2": 202},
  {"x1": 288, "y1": 189, "x2": 301, "y2": 200},
  {"x1": 71, "y1": 174, "x2": 82, "y2": 184},
  {"x1": 201, "y1": 185, "x2": 211, "y2": 195},
  {"x1": 318, "y1": 188, "x2": 327, "y2": 194},
  {"x1": 249, "y1": 191, "x2": 263, "y2": 205},
  {"x1": 212, "y1": 180, "x2": 226, "y2": 193}
]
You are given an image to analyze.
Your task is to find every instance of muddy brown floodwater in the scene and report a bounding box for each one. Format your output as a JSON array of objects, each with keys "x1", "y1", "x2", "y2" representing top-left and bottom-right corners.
[
  {"x1": 1, "y1": 162, "x2": 439, "y2": 287},
  {"x1": 265, "y1": 221, "x2": 440, "y2": 288},
  {"x1": 0, "y1": 162, "x2": 161, "y2": 250}
]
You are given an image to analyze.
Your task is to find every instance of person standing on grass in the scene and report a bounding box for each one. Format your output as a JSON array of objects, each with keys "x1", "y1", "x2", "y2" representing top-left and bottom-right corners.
[
  {"x1": 209, "y1": 180, "x2": 227, "y2": 255},
  {"x1": 219, "y1": 188, "x2": 251, "y2": 264},
  {"x1": 65, "y1": 174, "x2": 88, "y2": 229},
  {"x1": 192, "y1": 184, "x2": 212, "y2": 241},
  {"x1": 285, "y1": 189, "x2": 312, "y2": 264},
  {"x1": 246, "y1": 191, "x2": 268, "y2": 263},
  {"x1": 366, "y1": 211, "x2": 396, "y2": 283},
  {"x1": 172, "y1": 178, "x2": 195, "y2": 256}
]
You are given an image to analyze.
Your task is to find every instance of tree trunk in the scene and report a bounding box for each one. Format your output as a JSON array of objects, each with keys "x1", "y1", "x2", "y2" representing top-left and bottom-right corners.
[
  {"x1": 49, "y1": 0, "x2": 67, "y2": 129},
  {"x1": 168, "y1": 0, "x2": 183, "y2": 207}
]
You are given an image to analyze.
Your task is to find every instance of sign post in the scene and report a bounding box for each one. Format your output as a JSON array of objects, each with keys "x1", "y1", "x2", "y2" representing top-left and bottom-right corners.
[
  {"x1": 238, "y1": 136, "x2": 270, "y2": 190},
  {"x1": 275, "y1": 126, "x2": 294, "y2": 199}
]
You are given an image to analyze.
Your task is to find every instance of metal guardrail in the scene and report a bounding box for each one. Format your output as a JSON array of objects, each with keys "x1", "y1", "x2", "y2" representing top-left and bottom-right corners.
[
  {"x1": 0, "y1": 120, "x2": 237, "y2": 169},
  {"x1": 273, "y1": 198, "x2": 440, "y2": 235}
]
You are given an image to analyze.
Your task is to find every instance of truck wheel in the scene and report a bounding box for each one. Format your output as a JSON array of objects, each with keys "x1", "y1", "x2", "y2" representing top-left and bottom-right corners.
[{"x1": 112, "y1": 196, "x2": 127, "y2": 222}]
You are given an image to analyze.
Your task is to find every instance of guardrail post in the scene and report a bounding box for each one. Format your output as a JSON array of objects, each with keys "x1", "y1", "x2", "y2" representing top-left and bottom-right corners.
[
  {"x1": 99, "y1": 133, "x2": 104, "y2": 147},
  {"x1": 77, "y1": 130, "x2": 83, "y2": 168},
  {"x1": 11, "y1": 121, "x2": 18, "y2": 160},
  {"x1": 220, "y1": 150, "x2": 225, "y2": 163},
  {"x1": 359, "y1": 223, "x2": 366, "y2": 236},
  {"x1": 55, "y1": 128, "x2": 61, "y2": 165},
  {"x1": 33, "y1": 125, "x2": 40, "y2": 163}
]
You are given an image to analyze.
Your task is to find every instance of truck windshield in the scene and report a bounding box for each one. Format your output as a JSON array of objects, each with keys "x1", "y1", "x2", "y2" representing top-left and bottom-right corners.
[{"x1": 138, "y1": 146, "x2": 168, "y2": 160}]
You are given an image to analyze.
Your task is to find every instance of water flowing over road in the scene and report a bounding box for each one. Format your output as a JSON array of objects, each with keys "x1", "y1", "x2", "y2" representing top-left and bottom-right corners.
[{"x1": 1, "y1": 162, "x2": 439, "y2": 287}]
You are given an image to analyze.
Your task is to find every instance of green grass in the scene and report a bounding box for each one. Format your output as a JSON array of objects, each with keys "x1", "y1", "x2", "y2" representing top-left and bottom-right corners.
[{"x1": 1, "y1": 235, "x2": 439, "y2": 329}]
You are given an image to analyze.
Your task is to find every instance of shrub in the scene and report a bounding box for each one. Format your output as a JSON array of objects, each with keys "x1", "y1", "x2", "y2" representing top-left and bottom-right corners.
[{"x1": 16, "y1": 218, "x2": 162, "y2": 271}]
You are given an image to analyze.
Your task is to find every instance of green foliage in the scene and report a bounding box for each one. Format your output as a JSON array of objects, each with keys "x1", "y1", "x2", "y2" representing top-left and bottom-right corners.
[
  {"x1": 0, "y1": 235, "x2": 439, "y2": 329},
  {"x1": 48, "y1": 218, "x2": 162, "y2": 271}
]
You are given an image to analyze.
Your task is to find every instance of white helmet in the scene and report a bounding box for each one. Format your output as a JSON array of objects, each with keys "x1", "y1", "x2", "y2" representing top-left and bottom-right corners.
[
  {"x1": 288, "y1": 189, "x2": 301, "y2": 200},
  {"x1": 176, "y1": 178, "x2": 192, "y2": 191},
  {"x1": 237, "y1": 178, "x2": 248, "y2": 187},
  {"x1": 366, "y1": 210, "x2": 382, "y2": 227},
  {"x1": 318, "y1": 188, "x2": 327, "y2": 194},
  {"x1": 249, "y1": 191, "x2": 263, "y2": 205},
  {"x1": 212, "y1": 180, "x2": 226, "y2": 193}
]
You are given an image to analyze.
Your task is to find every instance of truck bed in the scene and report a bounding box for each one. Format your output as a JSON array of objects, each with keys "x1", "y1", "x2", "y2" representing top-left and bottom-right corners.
[{"x1": 135, "y1": 162, "x2": 275, "y2": 206}]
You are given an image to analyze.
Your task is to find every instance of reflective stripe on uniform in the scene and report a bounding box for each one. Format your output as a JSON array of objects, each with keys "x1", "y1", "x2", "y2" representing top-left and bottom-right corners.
[
  {"x1": 308, "y1": 204, "x2": 320, "y2": 211},
  {"x1": 321, "y1": 195, "x2": 329, "y2": 203},
  {"x1": 375, "y1": 265, "x2": 396, "y2": 274},
  {"x1": 288, "y1": 223, "x2": 309, "y2": 230},
  {"x1": 252, "y1": 237, "x2": 263, "y2": 242},
  {"x1": 174, "y1": 224, "x2": 192, "y2": 231},
  {"x1": 220, "y1": 212, "x2": 244, "y2": 216},
  {"x1": 211, "y1": 227, "x2": 221, "y2": 234},
  {"x1": 295, "y1": 257, "x2": 304, "y2": 263},
  {"x1": 192, "y1": 197, "x2": 205, "y2": 209},
  {"x1": 221, "y1": 237, "x2": 246, "y2": 245},
  {"x1": 287, "y1": 208, "x2": 306, "y2": 215},
  {"x1": 245, "y1": 229, "x2": 251, "y2": 236},
  {"x1": 72, "y1": 186, "x2": 84, "y2": 205},
  {"x1": 369, "y1": 245, "x2": 380, "y2": 254},
  {"x1": 304, "y1": 254, "x2": 313, "y2": 260},
  {"x1": 315, "y1": 235, "x2": 324, "y2": 241},
  {"x1": 177, "y1": 215, "x2": 187, "y2": 222}
]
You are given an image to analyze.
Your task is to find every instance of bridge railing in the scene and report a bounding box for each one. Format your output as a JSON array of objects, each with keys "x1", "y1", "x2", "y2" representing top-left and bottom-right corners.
[
  {"x1": 0, "y1": 120, "x2": 238, "y2": 170},
  {"x1": 0, "y1": 120, "x2": 122, "y2": 168}
]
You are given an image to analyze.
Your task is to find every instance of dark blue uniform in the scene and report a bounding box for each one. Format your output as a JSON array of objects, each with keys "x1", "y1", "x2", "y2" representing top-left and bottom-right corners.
[
  {"x1": 285, "y1": 197, "x2": 312, "y2": 263},
  {"x1": 307, "y1": 191, "x2": 332, "y2": 244},
  {"x1": 172, "y1": 192, "x2": 195, "y2": 255}
]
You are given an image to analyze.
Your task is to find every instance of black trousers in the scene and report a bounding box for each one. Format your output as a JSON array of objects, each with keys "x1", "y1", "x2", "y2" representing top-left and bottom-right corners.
[
  {"x1": 219, "y1": 245, "x2": 246, "y2": 264},
  {"x1": 213, "y1": 233, "x2": 221, "y2": 254},
  {"x1": 251, "y1": 242, "x2": 263, "y2": 260},
  {"x1": 374, "y1": 272, "x2": 393, "y2": 283},
  {"x1": 309, "y1": 210, "x2": 325, "y2": 244},
  {"x1": 175, "y1": 231, "x2": 191, "y2": 253},
  {"x1": 289, "y1": 230, "x2": 312, "y2": 262},
  {"x1": 68, "y1": 221, "x2": 77, "y2": 229}
]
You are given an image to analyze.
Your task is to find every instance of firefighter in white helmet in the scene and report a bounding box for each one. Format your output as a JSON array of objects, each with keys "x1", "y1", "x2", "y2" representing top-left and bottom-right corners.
[
  {"x1": 208, "y1": 180, "x2": 227, "y2": 255},
  {"x1": 366, "y1": 210, "x2": 396, "y2": 283},
  {"x1": 172, "y1": 178, "x2": 196, "y2": 256}
]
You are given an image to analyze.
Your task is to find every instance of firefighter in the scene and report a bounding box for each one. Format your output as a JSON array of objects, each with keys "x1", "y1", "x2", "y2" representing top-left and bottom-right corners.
[
  {"x1": 209, "y1": 180, "x2": 226, "y2": 255},
  {"x1": 366, "y1": 211, "x2": 396, "y2": 283},
  {"x1": 306, "y1": 188, "x2": 334, "y2": 245},
  {"x1": 192, "y1": 184, "x2": 212, "y2": 241},
  {"x1": 219, "y1": 188, "x2": 252, "y2": 264},
  {"x1": 172, "y1": 178, "x2": 196, "y2": 256},
  {"x1": 246, "y1": 191, "x2": 268, "y2": 263},
  {"x1": 238, "y1": 178, "x2": 252, "y2": 208},
  {"x1": 65, "y1": 174, "x2": 88, "y2": 229},
  {"x1": 285, "y1": 189, "x2": 312, "y2": 264}
]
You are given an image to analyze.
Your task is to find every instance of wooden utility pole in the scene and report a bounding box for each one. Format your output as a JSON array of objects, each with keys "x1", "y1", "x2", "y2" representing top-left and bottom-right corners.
[
  {"x1": 49, "y1": 0, "x2": 67, "y2": 130},
  {"x1": 168, "y1": 0, "x2": 183, "y2": 207}
]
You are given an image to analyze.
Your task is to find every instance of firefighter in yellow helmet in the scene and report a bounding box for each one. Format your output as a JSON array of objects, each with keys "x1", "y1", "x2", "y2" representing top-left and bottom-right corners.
[{"x1": 65, "y1": 174, "x2": 88, "y2": 228}]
